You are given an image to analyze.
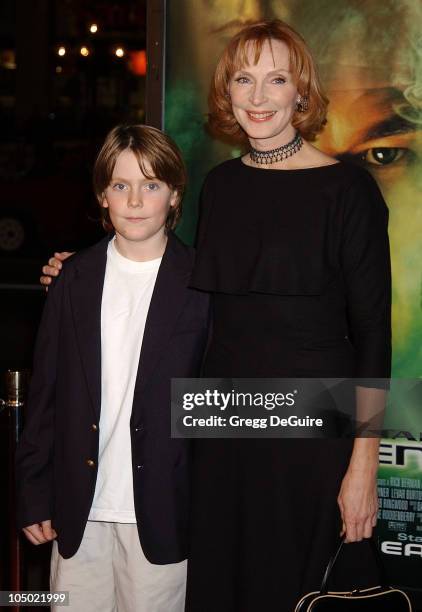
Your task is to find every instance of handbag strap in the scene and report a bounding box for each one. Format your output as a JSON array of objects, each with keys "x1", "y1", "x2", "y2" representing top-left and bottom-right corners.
[{"x1": 319, "y1": 536, "x2": 389, "y2": 594}]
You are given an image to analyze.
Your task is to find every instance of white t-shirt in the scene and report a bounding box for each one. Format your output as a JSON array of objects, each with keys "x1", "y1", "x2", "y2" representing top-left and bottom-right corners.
[{"x1": 88, "y1": 238, "x2": 161, "y2": 523}]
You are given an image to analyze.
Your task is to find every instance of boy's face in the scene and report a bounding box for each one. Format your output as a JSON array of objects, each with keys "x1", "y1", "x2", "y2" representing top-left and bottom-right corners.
[{"x1": 102, "y1": 150, "x2": 177, "y2": 254}]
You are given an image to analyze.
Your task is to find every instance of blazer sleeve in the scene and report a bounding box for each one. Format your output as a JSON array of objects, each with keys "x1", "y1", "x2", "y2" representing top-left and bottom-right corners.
[
  {"x1": 340, "y1": 171, "x2": 392, "y2": 382},
  {"x1": 15, "y1": 271, "x2": 65, "y2": 529}
]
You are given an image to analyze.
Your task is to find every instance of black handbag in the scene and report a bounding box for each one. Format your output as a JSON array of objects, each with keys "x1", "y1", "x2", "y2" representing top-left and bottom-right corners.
[{"x1": 294, "y1": 537, "x2": 412, "y2": 611}]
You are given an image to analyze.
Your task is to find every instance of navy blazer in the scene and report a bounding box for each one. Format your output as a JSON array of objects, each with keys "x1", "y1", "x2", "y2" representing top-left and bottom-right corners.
[{"x1": 16, "y1": 232, "x2": 210, "y2": 563}]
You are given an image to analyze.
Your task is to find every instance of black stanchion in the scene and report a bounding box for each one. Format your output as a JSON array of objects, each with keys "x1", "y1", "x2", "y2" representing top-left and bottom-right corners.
[{"x1": 1, "y1": 370, "x2": 28, "y2": 612}]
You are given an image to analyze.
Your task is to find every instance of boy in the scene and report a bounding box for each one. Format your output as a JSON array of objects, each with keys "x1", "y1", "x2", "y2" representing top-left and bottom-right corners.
[{"x1": 16, "y1": 125, "x2": 210, "y2": 612}]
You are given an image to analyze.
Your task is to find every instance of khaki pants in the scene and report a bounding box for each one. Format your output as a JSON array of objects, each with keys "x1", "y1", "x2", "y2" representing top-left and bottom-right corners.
[{"x1": 50, "y1": 521, "x2": 187, "y2": 612}]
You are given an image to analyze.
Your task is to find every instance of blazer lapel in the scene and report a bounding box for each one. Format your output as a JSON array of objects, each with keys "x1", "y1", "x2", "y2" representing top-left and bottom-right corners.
[
  {"x1": 134, "y1": 232, "x2": 192, "y2": 396},
  {"x1": 69, "y1": 235, "x2": 110, "y2": 421}
]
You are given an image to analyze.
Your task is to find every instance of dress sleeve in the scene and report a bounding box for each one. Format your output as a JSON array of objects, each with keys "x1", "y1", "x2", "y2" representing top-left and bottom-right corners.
[
  {"x1": 340, "y1": 171, "x2": 391, "y2": 381},
  {"x1": 194, "y1": 171, "x2": 215, "y2": 250}
]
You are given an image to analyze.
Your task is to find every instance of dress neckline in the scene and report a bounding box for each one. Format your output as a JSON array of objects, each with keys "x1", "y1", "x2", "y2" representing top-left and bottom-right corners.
[{"x1": 238, "y1": 156, "x2": 342, "y2": 173}]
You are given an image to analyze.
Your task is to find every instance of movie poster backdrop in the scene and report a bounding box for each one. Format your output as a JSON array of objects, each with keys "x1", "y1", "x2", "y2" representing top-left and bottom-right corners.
[{"x1": 163, "y1": 0, "x2": 422, "y2": 594}]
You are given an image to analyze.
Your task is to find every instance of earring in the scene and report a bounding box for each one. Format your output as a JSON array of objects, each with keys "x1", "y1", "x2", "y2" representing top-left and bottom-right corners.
[{"x1": 296, "y1": 96, "x2": 309, "y2": 112}]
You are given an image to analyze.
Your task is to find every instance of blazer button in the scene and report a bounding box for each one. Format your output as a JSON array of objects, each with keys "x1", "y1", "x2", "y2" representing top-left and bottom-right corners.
[
  {"x1": 91, "y1": 424, "x2": 98, "y2": 431},
  {"x1": 86, "y1": 459, "x2": 95, "y2": 467}
]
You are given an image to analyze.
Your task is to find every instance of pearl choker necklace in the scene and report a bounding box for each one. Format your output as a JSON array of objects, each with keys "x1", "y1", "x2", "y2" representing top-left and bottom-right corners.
[{"x1": 249, "y1": 132, "x2": 303, "y2": 165}]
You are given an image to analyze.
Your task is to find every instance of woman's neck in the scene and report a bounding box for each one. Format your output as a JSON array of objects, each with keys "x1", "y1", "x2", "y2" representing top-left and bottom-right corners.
[{"x1": 247, "y1": 125, "x2": 297, "y2": 152}]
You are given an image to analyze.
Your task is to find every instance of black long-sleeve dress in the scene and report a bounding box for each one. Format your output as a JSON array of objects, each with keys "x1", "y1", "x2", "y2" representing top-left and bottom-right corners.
[{"x1": 185, "y1": 158, "x2": 391, "y2": 612}]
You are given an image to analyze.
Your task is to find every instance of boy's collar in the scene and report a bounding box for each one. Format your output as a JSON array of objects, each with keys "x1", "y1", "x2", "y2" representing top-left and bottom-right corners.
[{"x1": 73, "y1": 229, "x2": 190, "y2": 277}]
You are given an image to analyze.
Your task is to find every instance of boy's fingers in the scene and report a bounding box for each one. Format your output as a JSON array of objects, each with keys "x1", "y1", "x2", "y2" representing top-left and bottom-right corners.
[
  {"x1": 31, "y1": 523, "x2": 48, "y2": 543},
  {"x1": 41, "y1": 520, "x2": 57, "y2": 541},
  {"x1": 40, "y1": 274, "x2": 53, "y2": 286},
  {"x1": 23, "y1": 523, "x2": 48, "y2": 544},
  {"x1": 48, "y1": 258, "x2": 62, "y2": 269},
  {"x1": 40, "y1": 252, "x2": 75, "y2": 286},
  {"x1": 22, "y1": 528, "x2": 40, "y2": 545},
  {"x1": 54, "y1": 251, "x2": 74, "y2": 261},
  {"x1": 42, "y1": 265, "x2": 59, "y2": 276}
]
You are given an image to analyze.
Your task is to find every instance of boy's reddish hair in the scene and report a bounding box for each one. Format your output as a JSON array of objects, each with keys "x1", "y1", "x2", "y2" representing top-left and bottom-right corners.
[
  {"x1": 208, "y1": 19, "x2": 328, "y2": 143},
  {"x1": 93, "y1": 125, "x2": 187, "y2": 231}
]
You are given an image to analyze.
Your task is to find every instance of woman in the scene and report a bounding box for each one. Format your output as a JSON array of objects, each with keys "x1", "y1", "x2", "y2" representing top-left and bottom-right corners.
[
  {"x1": 185, "y1": 20, "x2": 391, "y2": 612},
  {"x1": 41, "y1": 19, "x2": 391, "y2": 612}
]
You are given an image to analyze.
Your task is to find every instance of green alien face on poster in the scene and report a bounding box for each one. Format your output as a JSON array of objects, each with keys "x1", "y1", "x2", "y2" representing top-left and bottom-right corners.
[{"x1": 294, "y1": 1, "x2": 422, "y2": 380}]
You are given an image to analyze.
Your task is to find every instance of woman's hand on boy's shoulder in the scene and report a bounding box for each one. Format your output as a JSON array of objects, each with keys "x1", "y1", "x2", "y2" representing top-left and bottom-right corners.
[
  {"x1": 40, "y1": 252, "x2": 74, "y2": 291},
  {"x1": 23, "y1": 520, "x2": 57, "y2": 545}
]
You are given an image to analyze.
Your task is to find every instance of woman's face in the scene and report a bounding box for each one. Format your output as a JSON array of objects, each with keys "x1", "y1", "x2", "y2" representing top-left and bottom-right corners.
[{"x1": 229, "y1": 39, "x2": 299, "y2": 148}]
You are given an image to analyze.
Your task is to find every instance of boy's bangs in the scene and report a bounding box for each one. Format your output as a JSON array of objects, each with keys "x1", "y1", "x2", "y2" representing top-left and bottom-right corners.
[{"x1": 131, "y1": 149, "x2": 158, "y2": 182}]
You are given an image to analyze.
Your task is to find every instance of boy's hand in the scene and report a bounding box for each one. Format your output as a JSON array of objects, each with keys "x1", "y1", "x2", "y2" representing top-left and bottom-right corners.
[
  {"x1": 40, "y1": 252, "x2": 74, "y2": 290},
  {"x1": 23, "y1": 520, "x2": 57, "y2": 545}
]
